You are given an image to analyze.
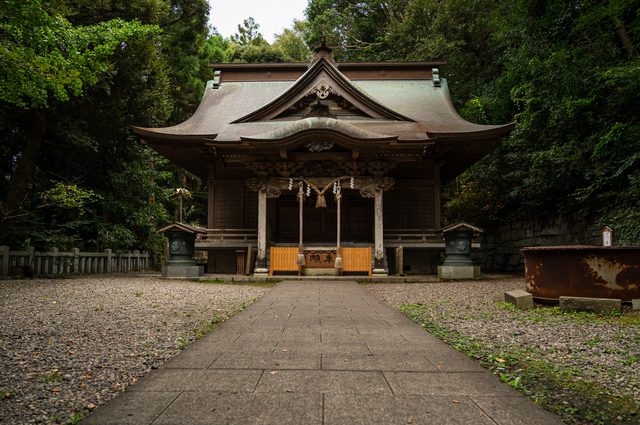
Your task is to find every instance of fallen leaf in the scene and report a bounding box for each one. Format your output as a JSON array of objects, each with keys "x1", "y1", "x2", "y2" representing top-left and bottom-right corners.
[
  {"x1": 452, "y1": 400, "x2": 460, "y2": 403},
  {"x1": 286, "y1": 390, "x2": 292, "y2": 393},
  {"x1": 367, "y1": 353, "x2": 373, "y2": 356},
  {"x1": 407, "y1": 420, "x2": 412, "y2": 424},
  {"x1": 274, "y1": 316, "x2": 278, "y2": 318},
  {"x1": 211, "y1": 408, "x2": 216, "y2": 412},
  {"x1": 496, "y1": 358, "x2": 505, "y2": 363},
  {"x1": 282, "y1": 349, "x2": 288, "y2": 352},
  {"x1": 87, "y1": 404, "x2": 96, "y2": 409},
  {"x1": 51, "y1": 389, "x2": 60, "y2": 392},
  {"x1": 270, "y1": 371, "x2": 278, "y2": 374}
]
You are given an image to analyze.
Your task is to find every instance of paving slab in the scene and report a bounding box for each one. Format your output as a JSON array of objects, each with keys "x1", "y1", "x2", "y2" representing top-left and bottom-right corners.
[
  {"x1": 85, "y1": 280, "x2": 561, "y2": 424},
  {"x1": 155, "y1": 393, "x2": 322, "y2": 425},
  {"x1": 254, "y1": 370, "x2": 392, "y2": 394},
  {"x1": 324, "y1": 394, "x2": 495, "y2": 425}
]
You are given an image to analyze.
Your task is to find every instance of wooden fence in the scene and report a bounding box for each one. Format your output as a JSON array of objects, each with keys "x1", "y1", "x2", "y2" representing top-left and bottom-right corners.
[
  {"x1": 0, "y1": 246, "x2": 153, "y2": 278},
  {"x1": 342, "y1": 247, "x2": 372, "y2": 276},
  {"x1": 268, "y1": 246, "x2": 372, "y2": 276},
  {"x1": 269, "y1": 247, "x2": 301, "y2": 276}
]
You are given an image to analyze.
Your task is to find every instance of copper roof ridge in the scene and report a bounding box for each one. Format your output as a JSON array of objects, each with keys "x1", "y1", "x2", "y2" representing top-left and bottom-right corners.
[{"x1": 206, "y1": 61, "x2": 447, "y2": 70}]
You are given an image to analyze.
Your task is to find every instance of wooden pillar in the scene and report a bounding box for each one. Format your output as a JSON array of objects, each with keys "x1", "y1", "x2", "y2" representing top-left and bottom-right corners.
[
  {"x1": 254, "y1": 188, "x2": 269, "y2": 275},
  {"x1": 0, "y1": 246, "x2": 9, "y2": 277},
  {"x1": 373, "y1": 188, "x2": 386, "y2": 275},
  {"x1": 207, "y1": 167, "x2": 215, "y2": 229},
  {"x1": 395, "y1": 246, "x2": 404, "y2": 275}
]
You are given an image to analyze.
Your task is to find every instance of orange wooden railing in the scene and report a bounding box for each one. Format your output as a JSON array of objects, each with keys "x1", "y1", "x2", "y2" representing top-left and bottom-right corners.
[
  {"x1": 342, "y1": 247, "x2": 372, "y2": 276},
  {"x1": 269, "y1": 247, "x2": 301, "y2": 276}
]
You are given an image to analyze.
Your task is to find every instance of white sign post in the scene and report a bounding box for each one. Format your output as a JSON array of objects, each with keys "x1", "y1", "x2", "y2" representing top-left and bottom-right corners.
[{"x1": 602, "y1": 226, "x2": 613, "y2": 247}]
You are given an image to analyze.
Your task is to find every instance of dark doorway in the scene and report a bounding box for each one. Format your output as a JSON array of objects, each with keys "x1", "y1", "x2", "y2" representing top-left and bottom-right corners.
[{"x1": 275, "y1": 189, "x2": 372, "y2": 243}]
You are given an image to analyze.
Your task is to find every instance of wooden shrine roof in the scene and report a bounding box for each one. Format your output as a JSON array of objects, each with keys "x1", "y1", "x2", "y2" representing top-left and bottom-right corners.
[{"x1": 133, "y1": 45, "x2": 515, "y2": 183}]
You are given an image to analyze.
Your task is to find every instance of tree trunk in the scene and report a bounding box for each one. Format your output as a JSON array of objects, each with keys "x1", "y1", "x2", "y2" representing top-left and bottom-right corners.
[
  {"x1": 617, "y1": 21, "x2": 638, "y2": 57},
  {"x1": 0, "y1": 109, "x2": 46, "y2": 243}
]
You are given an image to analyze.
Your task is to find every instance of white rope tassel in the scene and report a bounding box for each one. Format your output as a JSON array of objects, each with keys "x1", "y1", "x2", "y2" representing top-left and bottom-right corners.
[
  {"x1": 297, "y1": 180, "x2": 306, "y2": 266},
  {"x1": 334, "y1": 181, "x2": 343, "y2": 268}
]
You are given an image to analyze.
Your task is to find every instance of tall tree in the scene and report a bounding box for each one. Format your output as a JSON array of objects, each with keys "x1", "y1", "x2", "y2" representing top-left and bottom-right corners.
[
  {"x1": 0, "y1": 0, "x2": 159, "y2": 244},
  {"x1": 443, "y1": 0, "x2": 640, "y2": 243},
  {"x1": 273, "y1": 20, "x2": 312, "y2": 62},
  {"x1": 230, "y1": 17, "x2": 264, "y2": 46}
]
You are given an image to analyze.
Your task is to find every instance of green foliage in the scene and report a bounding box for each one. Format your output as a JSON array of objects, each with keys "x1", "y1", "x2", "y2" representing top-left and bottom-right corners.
[
  {"x1": 0, "y1": 0, "x2": 159, "y2": 108},
  {"x1": 304, "y1": 0, "x2": 640, "y2": 241},
  {"x1": 230, "y1": 17, "x2": 264, "y2": 46},
  {"x1": 42, "y1": 182, "x2": 101, "y2": 211},
  {"x1": 272, "y1": 20, "x2": 312, "y2": 62}
]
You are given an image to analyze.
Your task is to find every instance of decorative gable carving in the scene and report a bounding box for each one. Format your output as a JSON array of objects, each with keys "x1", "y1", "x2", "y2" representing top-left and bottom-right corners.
[{"x1": 231, "y1": 56, "x2": 415, "y2": 124}]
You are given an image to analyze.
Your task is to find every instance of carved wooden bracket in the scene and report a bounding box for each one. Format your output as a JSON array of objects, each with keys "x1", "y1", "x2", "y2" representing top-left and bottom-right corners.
[
  {"x1": 359, "y1": 188, "x2": 376, "y2": 198},
  {"x1": 266, "y1": 188, "x2": 282, "y2": 198},
  {"x1": 375, "y1": 177, "x2": 395, "y2": 191},
  {"x1": 366, "y1": 160, "x2": 398, "y2": 177},
  {"x1": 246, "y1": 177, "x2": 266, "y2": 192},
  {"x1": 243, "y1": 161, "x2": 304, "y2": 178}
]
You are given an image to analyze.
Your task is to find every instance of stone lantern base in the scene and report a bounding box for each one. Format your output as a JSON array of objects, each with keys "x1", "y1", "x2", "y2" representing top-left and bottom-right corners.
[
  {"x1": 157, "y1": 223, "x2": 206, "y2": 279},
  {"x1": 439, "y1": 222, "x2": 483, "y2": 280},
  {"x1": 162, "y1": 265, "x2": 204, "y2": 278},
  {"x1": 438, "y1": 265, "x2": 481, "y2": 279}
]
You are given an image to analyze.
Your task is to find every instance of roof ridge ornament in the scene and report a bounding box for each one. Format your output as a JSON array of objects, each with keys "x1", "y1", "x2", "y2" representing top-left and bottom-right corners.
[
  {"x1": 310, "y1": 36, "x2": 336, "y2": 67},
  {"x1": 212, "y1": 70, "x2": 221, "y2": 89}
]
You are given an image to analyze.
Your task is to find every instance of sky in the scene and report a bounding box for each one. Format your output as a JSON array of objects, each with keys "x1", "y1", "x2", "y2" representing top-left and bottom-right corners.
[{"x1": 208, "y1": 0, "x2": 309, "y2": 44}]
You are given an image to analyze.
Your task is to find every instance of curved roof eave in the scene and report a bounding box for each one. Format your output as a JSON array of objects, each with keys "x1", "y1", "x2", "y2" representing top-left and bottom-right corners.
[{"x1": 240, "y1": 117, "x2": 396, "y2": 142}]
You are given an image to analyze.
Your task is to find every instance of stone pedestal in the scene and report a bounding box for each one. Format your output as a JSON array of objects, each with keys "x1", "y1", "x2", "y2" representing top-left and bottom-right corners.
[
  {"x1": 438, "y1": 265, "x2": 481, "y2": 279},
  {"x1": 162, "y1": 265, "x2": 204, "y2": 278},
  {"x1": 253, "y1": 268, "x2": 269, "y2": 277},
  {"x1": 303, "y1": 268, "x2": 340, "y2": 276}
]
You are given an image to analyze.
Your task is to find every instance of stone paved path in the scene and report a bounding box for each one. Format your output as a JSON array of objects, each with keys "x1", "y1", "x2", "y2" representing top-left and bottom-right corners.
[{"x1": 83, "y1": 281, "x2": 561, "y2": 424}]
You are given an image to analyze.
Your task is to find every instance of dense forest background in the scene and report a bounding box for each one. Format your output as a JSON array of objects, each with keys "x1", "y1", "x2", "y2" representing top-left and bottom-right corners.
[{"x1": 1, "y1": 0, "x2": 639, "y2": 260}]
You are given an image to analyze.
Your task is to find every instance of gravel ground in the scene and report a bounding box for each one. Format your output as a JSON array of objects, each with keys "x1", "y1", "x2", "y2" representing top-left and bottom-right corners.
[
  {"x1": 365, "y1": 278, "x2": 640, "y2": 424},
  {"x1": 2, "y1": 275, "x2": 638, "y2": 424},
  {"x1": 0, "y1": 274, "x2": 267, "y2": 425}
]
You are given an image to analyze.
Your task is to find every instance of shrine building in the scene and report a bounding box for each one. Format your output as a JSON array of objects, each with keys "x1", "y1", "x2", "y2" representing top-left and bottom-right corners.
[{"x1": 133, "y1": 38, "x2": 514, "y2": 276}]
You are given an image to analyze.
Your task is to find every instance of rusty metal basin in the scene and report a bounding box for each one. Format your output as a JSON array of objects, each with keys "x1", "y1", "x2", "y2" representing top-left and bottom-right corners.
[{"x1": 523, "y1": 246, "x2": 640, "y2": 302}]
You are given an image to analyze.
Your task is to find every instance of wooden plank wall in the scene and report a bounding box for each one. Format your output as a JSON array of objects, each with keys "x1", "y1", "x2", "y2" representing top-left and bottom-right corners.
[
  {"x1": 269, "y1": 247, "x2": 301, "y2": 276},
  {"x1": 342, "y1": 247, "x2": 372, "y2": 276}
]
